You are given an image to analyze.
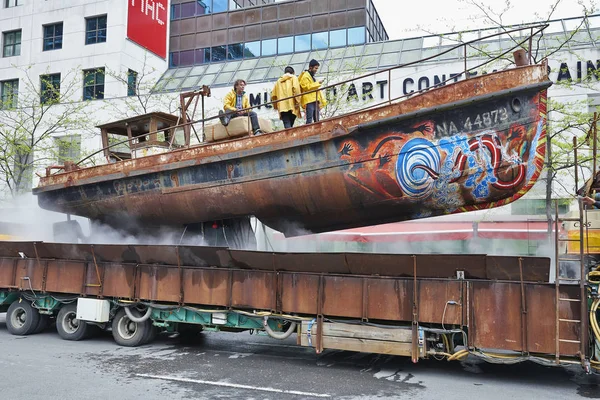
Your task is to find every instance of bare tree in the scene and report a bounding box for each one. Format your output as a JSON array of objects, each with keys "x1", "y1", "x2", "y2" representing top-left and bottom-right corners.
[{"x1": 0, "y1": 66, "x2": 95, "y2": 199}]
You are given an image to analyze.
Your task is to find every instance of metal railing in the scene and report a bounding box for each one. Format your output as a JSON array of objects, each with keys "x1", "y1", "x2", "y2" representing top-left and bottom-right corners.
[{"x1": 71, "y1": 23, "x2": 549, "y2": 170}]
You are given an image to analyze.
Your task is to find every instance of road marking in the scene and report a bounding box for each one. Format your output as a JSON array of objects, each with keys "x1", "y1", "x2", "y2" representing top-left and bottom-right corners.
[{"x1": 135, "y1": 373, "x2": 331, "y2": 398}]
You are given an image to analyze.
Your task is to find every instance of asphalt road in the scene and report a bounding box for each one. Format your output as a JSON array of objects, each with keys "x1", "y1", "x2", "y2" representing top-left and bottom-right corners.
[{"x1": 0, "y1": 313, "x2": 599, "y2": 400}]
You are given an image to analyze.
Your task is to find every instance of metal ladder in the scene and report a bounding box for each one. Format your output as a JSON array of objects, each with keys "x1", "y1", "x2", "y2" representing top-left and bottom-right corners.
[
  {"x1": 554, "y1": 200, "x2": 587, "y2": 364},
  {"x1": 553, "y1": 138, "x2": 589, "y2": 365}
]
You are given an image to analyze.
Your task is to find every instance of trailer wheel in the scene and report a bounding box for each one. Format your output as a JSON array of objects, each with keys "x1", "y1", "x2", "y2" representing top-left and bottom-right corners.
[
  {"x1": 34, "y1": 314, "x2": 50, "y2": 334},
  {"x1": 142, "y1": 324, "x2": 158, "y2": 345},
  {"x1": 56, "y1": 304, "x2": 90, "y2": 341},
  {"x1": 112, "y1": 308, "x2": 149, "y2": 347},
  {"x1": 6, "y1": 300, "x2": 40, "y2": 336}
]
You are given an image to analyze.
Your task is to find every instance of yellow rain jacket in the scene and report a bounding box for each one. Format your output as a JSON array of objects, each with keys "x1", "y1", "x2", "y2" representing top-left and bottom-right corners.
[
  {"x1": 223, "y1": 89, "x2": 250, "y2": 113},
  {"x1": 270, "y1": 73, "x2": 302, "y2": 119},
  {"x1": 298, "y1": 71, "x2": 327, "y2": 109}
]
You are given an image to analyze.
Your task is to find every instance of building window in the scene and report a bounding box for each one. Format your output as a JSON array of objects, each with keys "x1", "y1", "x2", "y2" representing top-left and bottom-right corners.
[
  {"x1": 348, "y1": 26, "x2": 366, "y2": 46},
  {"x1": 83, "y1": 68, "x2": 105, "y2": 100},
  {"x1": 0, "y1": 79, "x2": 18, "y2": 109},
  {"x1": 85, "y1": 15, "x2": 107, "y2": 45},
  {"x1": 213, "y1": 0, "x2": 227, "y2": 13},
  {"x1": 127, "y1": 69, "x2": 137, "y2": 96},
  {"x1": 244, "y1": 41, "x2": 260, "y2": 58},
  {"x1": 4, "y1": 0, "x2": 22, "y2": 7},
  {"x1": 227, "y1": 43, "x2": 244, "y2": 60},
  {"x1": 195, "y1": 48, "x2": 210, "y2": 64},
  {"x1": 330, "y1": 29, "x2": 347, "y2": 48},
  {"x1": 55, "y1": 135, "x2": 81, "y2": 163},
  {"x1": 261, "y1": 39, "x2": 276, "y2": 56},
  {"x1": 43, "y1": 23, "x2": 63, "y2": 51},
  {"x1": 312, "y1": 32, "x2": 328, "y2": 50},
  {"x1": 13, "y1": 146, "x2": 32, "y2": 193},
  {"x1": 3, "y1": 30, "x2": 21, "y2": 57},
  {"x1": 278, "y1": 37, "x2": 293, "y2": 54},
  {"x1": 211, "y1": 45, "x2": 226, "y2": 62},
  {"x1": 40, "y1": 73, "x2": 61, "y2": 104},
  {"x1": 295, "y1": 34, "x2": 311, "y2": 53}
]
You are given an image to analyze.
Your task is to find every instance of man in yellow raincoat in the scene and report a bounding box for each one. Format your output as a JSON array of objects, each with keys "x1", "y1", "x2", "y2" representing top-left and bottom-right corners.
[
  {"x1": 219, "y1": 79, "x2": 263, "y2": 135},
  {"x1": 299, "y1": 59, "x2": 327, "y2": 124},
  {"x1": 271, "y1": 66, "x2": 302, "y2": 129}
]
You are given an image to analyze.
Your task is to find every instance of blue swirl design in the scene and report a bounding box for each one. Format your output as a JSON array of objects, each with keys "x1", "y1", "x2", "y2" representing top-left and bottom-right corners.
[{"x1": 396, "y1": 138, "x2": 441, "y2": 199}]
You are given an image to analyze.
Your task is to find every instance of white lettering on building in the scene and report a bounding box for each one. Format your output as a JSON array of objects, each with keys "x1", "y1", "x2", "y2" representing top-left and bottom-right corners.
[{"x1": 131, "y1": 0, "x2": 165, "y2": 26}]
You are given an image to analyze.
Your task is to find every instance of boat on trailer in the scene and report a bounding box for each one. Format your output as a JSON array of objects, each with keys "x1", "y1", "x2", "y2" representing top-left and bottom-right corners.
[{"x1": 33, "y1": 27, "x2": 551, "y2": 247}]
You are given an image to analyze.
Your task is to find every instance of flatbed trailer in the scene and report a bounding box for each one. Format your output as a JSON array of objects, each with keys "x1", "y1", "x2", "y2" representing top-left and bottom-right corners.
[{"x1": 0, "y1": 240, "x2": 590, "y2": 370}]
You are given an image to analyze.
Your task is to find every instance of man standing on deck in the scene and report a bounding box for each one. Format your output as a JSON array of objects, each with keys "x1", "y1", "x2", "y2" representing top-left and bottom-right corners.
[
  {"x1": 299, "y1": 59, "x2": 327, "y2": 124},
  {"x1": 219, "y1": 79, "x2": 263, "y2": 135},
  {"x1": 271, "y1": 66, "x2": 302, "y2": 128}
]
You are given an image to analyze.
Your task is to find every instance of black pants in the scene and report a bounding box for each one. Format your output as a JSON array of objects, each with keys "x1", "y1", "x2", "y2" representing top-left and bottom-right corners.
[
  {"x1": 306, "y1": 102, "x2": 319, "y2": 123},
  {"x1": 231, "y1": 111, "x2": 260, "y2": 132},
  {"x1": 280, "y1": 111, "x2": 296, "y2": 128}
]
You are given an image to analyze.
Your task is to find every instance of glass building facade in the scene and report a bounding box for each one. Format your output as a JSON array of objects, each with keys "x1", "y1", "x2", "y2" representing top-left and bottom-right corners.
[{"x1": 168, "y1": 0, "x2": 388, "y2": 67}]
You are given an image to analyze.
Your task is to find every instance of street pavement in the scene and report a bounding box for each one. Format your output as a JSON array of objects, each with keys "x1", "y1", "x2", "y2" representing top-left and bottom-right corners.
[{"x1": 0, "y1": 313, "x2": 598, "y2": 400}]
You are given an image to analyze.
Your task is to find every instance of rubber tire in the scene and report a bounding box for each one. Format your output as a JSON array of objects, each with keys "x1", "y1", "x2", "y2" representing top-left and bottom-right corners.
[
  {"x1": 34, "y1": 314, "x2": 50, "y2": 334},
  {"x1": 56, "y1": 303, "x2": 90, "y2": 341},
  {"x1": 142, "y1": 324, "x2": 158, "y2": 345},
  {"x1": 6, "y1": 300, "x2": 40, "y2": 336},
  {"x1": 112, "y1": 308, "x2": 149, "y2": 347}
]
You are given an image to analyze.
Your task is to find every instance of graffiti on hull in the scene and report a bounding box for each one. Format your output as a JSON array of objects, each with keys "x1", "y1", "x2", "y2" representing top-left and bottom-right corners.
[{"x1": 338, "y1": 94, "x2": 547, "y2": 215}]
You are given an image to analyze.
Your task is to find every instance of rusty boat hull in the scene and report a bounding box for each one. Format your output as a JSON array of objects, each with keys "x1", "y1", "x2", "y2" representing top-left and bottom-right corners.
[{"x1": 34, "y1": 64, "x2": 551, "y2": 237}]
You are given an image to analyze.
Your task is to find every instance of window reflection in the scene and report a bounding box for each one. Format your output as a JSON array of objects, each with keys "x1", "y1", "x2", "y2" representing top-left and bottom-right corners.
[
  {"x1": 213, "y1": 0, "x2": 227, "y2": 13},
  {"x1": 195, "y1": 48, "x2": 210, "y2": 64},
  {"x1": 211, "y1": 45, "x2": 227, "y2": 61},
  {"x1": 348, "y1": 27, "x2": 366, "y2": 45},
  {"x1": 228, "y1": 43, "x2": 244, "y2": 59},
  {"x1": 329, "y1": 29, "x2": 346, "y2": 48},
  {"x1": 278, "y1": 37, "x2": 293, "y2": 54},
  {"x1": 295, "y1": 34, "x2": 310, "y2": 53},
  {"x1": 261, "y1": 38, "x2": 276, "y2": 56},
  {"x1": 244, "y1": 41, "x2": 260, "y2": 58},
  {"x1": 180, "y1": 50, "x2": 195, "y2": 66},
  {"x1": 311, "y1": 32, "x2": 328, "y2": 50},
  {"x1": 197, "y1": 0, "x2": 211, "y2": 14}
]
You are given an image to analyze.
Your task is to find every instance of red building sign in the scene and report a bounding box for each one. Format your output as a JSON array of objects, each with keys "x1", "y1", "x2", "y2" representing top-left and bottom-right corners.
[{"x1": 127, "y1": 0, "x2": 168, "y2": 59}]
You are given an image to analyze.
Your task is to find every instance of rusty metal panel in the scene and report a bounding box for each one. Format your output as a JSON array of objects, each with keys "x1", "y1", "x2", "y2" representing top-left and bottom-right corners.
[
  {"x1": 322, "y1": 275, "x2": 363, "y2": 318},
  {"x1": 182, "y1": 268, "x2": 229, "y2": 305},
  {"x1": 0, "y1": 258, "x2": 16, "y2": 287},
  {"x1": 280, "y1": 273, "x2": 319, "y2": 315},
  {"x1": 83, "y1": 263, "x2": 102, "y2": 297},
  {"x1": 0, "y1": 242, "x2": 37, "y2": 258},
  {"x1": 178, "y1": 246, "x2": 225, "y2": 267},
  {"x1": 486, "y1": 256, "x2": 550, "y2": 282},
  {"x1": 101, "y1": 263, "x2": 135, "y2": 299},
  {"x1": 16, "y1": 259, "x2": 44, "y2": 291},
  {"x1": 272, "y1": 253, "x2": 351, "y2": 274},
  {"x1": 45, "y1": 261, "x2": 86, "y2": 294},
  {"x1": 231, "y1": 270, "x2": 274, "y2": 310},
  {"x1": 472, "y1": 282, "x2": 524, "y2": 351},
  {"x1": 418, "y1": 280, "x2": 462, "y2": 324},
  {"x1": 365, "y1": 279, "x2": 412, "y2": 321},
  {"x1": 138, "y1": 265, "x2": 180, "y2": 303}
]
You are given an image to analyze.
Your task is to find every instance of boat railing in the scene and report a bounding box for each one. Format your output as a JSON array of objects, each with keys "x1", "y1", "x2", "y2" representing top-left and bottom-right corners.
[{"x1": 72, "y1": 22, "x2": 549, "y2": 171}]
